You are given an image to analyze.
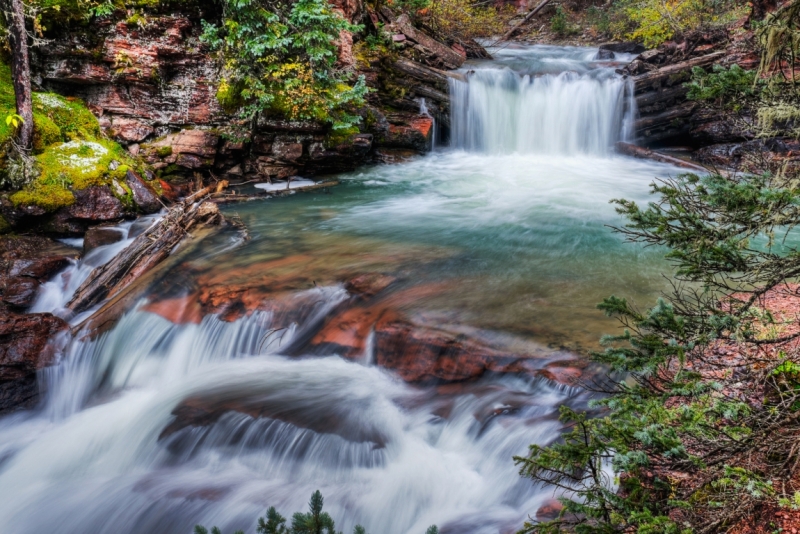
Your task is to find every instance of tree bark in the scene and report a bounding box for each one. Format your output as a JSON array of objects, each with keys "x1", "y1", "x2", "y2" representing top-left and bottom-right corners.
[{"x1": 4, "y1": 0, "x2": 33, "y2": 152}]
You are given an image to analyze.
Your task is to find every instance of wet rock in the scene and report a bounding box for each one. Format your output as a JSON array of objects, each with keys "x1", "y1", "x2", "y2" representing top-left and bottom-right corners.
[
  {"x1": 0, "y1": 311, "x2": 68, "y2": 413},
  {"x1": 125, "y1": 169, "x2": 162, "y2": 213},
  {"x1": 83, "y1": 225, "x2": 124, "y2": 254},
  {"x1": 2, "y1": 278, "x2": 41, "y2": 309},
  {"x1": 599, "y1": 42, "x2": 646, "y2": 55},
  {"x1": 0, "y1": 236, "x2": 76, "y2": 311},
  {"x1": 535, "y1": 499, "x2": 564, "y2": 522},
  {"x1": 70, "y1": 186, "x2": 126, "y2": 222},
  {"x1": 594, "y1": 49, "x2": 615, "y2": 60}
]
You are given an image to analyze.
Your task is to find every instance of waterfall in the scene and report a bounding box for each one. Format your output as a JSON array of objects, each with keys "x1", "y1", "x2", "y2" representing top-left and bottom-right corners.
[{"x1": 449, "y1": 68, "x2": 635, "y2": 155}]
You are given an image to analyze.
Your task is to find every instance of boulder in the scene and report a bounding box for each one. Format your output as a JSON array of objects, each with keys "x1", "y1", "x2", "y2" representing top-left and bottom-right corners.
[
  {"x1": 594, "y1": 48, "x2": 615, "y2": 60},
  {"x1": 0, "y1": 311, "x2": 68, "y2": 412},
  {"x1": 83, "y1": 226, "x2": 124, "y2": 254},
  {"x1": 125, "y1": 169, "x2": 162, "y2": 213}
]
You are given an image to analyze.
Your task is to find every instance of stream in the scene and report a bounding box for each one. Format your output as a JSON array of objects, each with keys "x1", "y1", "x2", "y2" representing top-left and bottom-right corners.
[{"x1": 0, "y1": 45, "x2": 688, "y2": 534}]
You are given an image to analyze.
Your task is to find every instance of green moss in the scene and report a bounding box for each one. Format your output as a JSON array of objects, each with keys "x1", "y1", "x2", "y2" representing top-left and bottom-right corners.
[
  {"x1": 32, "y1": 113, "x2": 62, "y2": 152},
  {"x1": 126, "y1": 12, "x2": 147, "y2": 27},
  {"x1": 156, "y1": 146, "x2": 173, "y2": 157},
  {"x1": 215, "y1": 79, "x2": 247, "y2": 115},
  {"x1": 324, "y1": 125, "x2": 359, "y2": 148}
]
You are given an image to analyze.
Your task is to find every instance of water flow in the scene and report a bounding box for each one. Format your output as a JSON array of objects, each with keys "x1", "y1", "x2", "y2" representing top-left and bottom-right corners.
[
  {"x1": 450, "y1": 46, "x2": 635, "y2": 155},
  {"x1": 0, "y1": 45, "x2": 679, "y2": 534}
]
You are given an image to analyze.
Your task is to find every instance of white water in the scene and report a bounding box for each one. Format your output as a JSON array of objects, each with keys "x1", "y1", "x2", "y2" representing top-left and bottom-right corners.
[
  {"x1": 450, "y1": 45, "x2": 635, "y2": 154},
  {"x1": 0, "y1": 45, "x2": 677, "y2": 534},
  {"x1": 0, "y1": 302, "x2": 582, "y2": 534}
]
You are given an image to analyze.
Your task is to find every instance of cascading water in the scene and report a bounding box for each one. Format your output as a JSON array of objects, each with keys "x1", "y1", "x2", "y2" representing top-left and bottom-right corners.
[
  {"x1": 449, "y1": 45, "x2": 636, "y2": 155},
  {"x1": 0, "y1": 45, "x2": 683, "y2": 534}
]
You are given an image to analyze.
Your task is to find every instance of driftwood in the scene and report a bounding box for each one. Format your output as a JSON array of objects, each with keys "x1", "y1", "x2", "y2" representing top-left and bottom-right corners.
[
  {"x1": 498, "y1": 0, "x2": 554, "y2": 42},
  {"x1": 616, "y1": 142, "x2": 710, "y2": 173},
  {"x1": 66, "y1": 185, "x2": 225, "y2": 314},
  {"x1": 210, "y1": 180, "x2": 341, "y2": 204}
]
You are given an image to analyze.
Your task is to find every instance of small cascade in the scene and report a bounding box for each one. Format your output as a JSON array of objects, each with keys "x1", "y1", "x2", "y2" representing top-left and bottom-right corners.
[
  {"x1": 449, "y1": 68, "x2": 635, "y2": 155},
  {"x1": 30, "y1": 214, "x2": 162, "y2": 320},
  {"x1": 418, "y1": 97, "x2": 437, "y2": 151}
]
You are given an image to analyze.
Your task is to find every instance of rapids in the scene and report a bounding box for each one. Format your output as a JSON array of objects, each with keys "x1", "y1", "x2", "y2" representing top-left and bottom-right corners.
[{"x1": 0, "y1": 45, "x2": 689, "y2": 533}]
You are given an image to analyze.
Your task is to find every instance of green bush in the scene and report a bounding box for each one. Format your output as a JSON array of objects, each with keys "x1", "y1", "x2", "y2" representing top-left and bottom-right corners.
[
  {"x1": 195, "y1": 490, "x2": 439, "y2": 534},
  {"x1": 550, "y1": 6, "x2": 577, "y2": 36},
  {"x1": 200, "y1": 0, "x2": 368, "y2": 130}
]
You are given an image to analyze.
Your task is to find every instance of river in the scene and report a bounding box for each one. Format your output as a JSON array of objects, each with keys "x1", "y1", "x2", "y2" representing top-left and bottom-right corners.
[{"x1": 0, "y1": 44, "x2": 686, "y2": 534}]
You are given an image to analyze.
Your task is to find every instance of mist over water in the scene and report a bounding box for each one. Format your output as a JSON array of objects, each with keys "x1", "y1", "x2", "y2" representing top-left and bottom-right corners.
[{"x1": 0, "y1": 45, "x2": 684, "y2": 534}]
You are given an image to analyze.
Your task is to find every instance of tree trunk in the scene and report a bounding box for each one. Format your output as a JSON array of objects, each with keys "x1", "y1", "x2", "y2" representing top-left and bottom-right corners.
[{"x1": 4, "y1": 0, "x2": 33, "y2": 151}]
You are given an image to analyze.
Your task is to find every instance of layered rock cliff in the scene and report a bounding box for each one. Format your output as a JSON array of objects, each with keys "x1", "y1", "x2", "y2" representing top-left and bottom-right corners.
[{"x1": 30, "y1": 1, "x2": 465, "y2": 195}]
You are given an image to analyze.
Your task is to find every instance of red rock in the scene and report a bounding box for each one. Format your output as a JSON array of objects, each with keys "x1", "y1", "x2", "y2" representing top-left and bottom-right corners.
[
  {"x1": 0, "y1": 311, "x2": 68, "y2": 412},
  {"x1": 142, "y1": 294, "x2": 204, "y2": 325},
  {"x1": 535, "y1": 499, "x2": 563, "y2": 522},
  {"x1": 383, "y1": 114, "x2": 433, "y2": 152},
  {"x1": 2, "y1": 278, "x2": 41, "y2": 308},
  {"x1": 108, "y1": 117, "x2": 154, "y2": 143},
  {"x1": 158, "y1": 179, "x2": 179, "y2": 202},
  {"x1": 150, "y1": 129, "x2": 219, "y2": 158}
]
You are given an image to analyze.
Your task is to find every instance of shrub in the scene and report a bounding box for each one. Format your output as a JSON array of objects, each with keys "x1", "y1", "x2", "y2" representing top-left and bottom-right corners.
[
  {"x1": 550, "y1": 6, "x2": 578, "y2": 36},
  {"x1": 200, "y1": 0, "x2": 368, "y2": 130}
]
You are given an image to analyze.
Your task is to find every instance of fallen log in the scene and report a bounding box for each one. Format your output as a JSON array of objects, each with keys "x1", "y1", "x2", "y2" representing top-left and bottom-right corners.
[
  {"x1": 66, "y1": 185, "x2": 226, "y2": 314},
  {"x1": 616, "y1": 142, "x2": 710, "y2": 173},
  {"x1": 633, "y1": 51, "x2": 726, "y2": 93},
  {"x1": 392, "y1": 59, "x2": 465, "y2": 88},
  {"x1": 392, "y1": 14, "x2": 465, "y2": 69},
  {"x1": 497, "y1": 0, "x2": 554, "y2": 43}
]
